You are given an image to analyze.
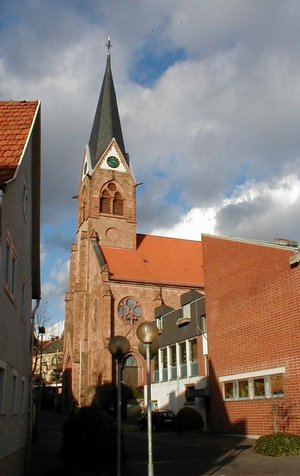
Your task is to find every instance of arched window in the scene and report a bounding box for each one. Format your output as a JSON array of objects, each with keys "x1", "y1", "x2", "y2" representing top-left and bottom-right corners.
[
  {"x1": 100, "y1": 190, "x2": 111, "y2": 214},
  {"x1": 118, "y1": 297, "x2": 143, "y2": 325},
  {"x1": 113, "y1": 192, "x2": 124, "y2": 215},
  {"x1": 99, "y1": 182, "x2": 124, "y2": 216}
]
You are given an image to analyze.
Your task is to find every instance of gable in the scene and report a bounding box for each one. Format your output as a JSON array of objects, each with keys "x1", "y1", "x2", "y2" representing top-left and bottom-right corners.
[{"x1": 0, "y1": 101, "x2": 39, "y2": 184}]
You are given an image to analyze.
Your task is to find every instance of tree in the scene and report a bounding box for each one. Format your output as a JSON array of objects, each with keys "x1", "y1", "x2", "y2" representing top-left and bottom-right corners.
[{"x1": 32, "y1": 299, "x2": 49, "y2": 380}]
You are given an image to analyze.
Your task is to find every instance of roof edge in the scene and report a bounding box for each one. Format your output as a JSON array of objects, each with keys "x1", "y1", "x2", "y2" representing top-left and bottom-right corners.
[
  {"x1": 6, "y1": 100, "x2": 41, "y2": 184},
  {"x1": 202, "y1": 233, "x2": 298, "y2": 251}
]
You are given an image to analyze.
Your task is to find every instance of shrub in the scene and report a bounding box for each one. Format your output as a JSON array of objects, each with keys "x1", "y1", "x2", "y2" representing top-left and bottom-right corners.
[
  {"x1": 176, "y1": 407, "x2": 204, "y2": 433},
  {"x1": 62, "y1": 406, "x2": 117, "y2": 471},
  {"x1": 255, "y1": 433, "x2": 300, "y2": 457}
]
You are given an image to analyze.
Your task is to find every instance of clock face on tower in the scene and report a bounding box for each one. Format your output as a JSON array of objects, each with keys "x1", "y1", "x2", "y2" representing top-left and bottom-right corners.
[{"x1": 107, "y1": 155, "x2": 120, "y2": 169}]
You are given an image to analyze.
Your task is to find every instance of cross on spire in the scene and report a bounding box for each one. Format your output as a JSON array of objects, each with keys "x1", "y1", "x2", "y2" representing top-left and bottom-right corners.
[{"x1": 105, "y1": 36, "x2": 112, "y2": 55}]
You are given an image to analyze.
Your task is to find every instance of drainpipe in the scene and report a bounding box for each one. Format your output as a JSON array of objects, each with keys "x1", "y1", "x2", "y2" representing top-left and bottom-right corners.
[
  {"x1": 0, "y1": 188, "x2": 5, "y2": 240},
  {"x1": 25, "y1": 298, "x2": 41, "y2": 475}
]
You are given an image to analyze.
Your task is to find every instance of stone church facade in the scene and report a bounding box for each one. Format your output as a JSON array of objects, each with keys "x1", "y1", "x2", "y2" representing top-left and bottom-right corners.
[{"x1": 63, "y1": 49, "x2": 204, "y2": 407}]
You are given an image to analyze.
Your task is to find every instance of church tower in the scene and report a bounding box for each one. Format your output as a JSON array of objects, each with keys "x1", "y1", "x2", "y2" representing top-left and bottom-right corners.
[
  {"x1": 78, "y1": 38, "x2": 136, "y2": 250},
  {"x1": 64, "y1": 39, "x2": 204, "y2": 409}
]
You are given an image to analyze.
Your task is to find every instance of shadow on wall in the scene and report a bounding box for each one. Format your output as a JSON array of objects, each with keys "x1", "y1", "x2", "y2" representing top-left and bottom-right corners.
[
  {"x1": 62, "y1": 364, "x2": 142, "y2": 420},
  {"x1": 92, "y1": 381, "x2": 143, "y2": 420},
  {"x1": 62, "y1": 367, "x2": 78, "y2": 414},
  {"x1": 209, "y1": 359, "x2": 246, "y2": 435}
]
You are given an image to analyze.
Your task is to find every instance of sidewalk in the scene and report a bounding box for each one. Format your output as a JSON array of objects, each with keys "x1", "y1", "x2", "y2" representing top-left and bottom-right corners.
[
  {"x1": 123, "y1": 424, "x2": 300, "y2": 475},
  {"x1": 29, "y1": 411, "x2": 300, "y2": 475},
  {"x1": 29, "y1": 410, "x2": 66, "y2": 476}
]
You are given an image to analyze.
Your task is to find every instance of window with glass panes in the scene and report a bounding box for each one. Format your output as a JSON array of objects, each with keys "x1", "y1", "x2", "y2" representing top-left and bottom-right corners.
[
  {"x1": 190, "y1": 339, "x2": 198, "y2": 376},
  {"x1": 153, "y1": 355, "x2": 159, "y2": 383},
  {"x1": 161, "y1": 348, "x2": 168, "y2": 381},
  {"x1": 169, "y1": 345, "x2": 177, "y2": 380},
  {"x1": 223, "y1": 372, "x2": 284, "y2": 401},
  {"x1": 179, "y1": 342, "x2": 187, "y2": 378}
]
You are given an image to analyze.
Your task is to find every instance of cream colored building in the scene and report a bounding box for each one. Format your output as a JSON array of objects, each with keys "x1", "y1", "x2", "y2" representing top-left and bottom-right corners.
[{"x1": 0, "y1": 101, "x2": 41, "y2": 475}]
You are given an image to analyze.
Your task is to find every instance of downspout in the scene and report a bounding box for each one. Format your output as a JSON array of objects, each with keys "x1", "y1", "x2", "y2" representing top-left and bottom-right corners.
[
  {"x1": 25, "y1": 298, "x2": 41, "y2": 475},
  {"x1": 0, "y1": 188, "x2": 5, "y2": 236}
]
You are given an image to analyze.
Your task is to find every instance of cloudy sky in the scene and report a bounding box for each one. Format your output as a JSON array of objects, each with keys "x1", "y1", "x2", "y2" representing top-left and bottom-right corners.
[{"x1": 1, "y1": 0, "x2": 300, "y2": 324}]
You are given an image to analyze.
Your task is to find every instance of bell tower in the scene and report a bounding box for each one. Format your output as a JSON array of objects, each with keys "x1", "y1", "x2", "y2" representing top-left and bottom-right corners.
[{"x1": 77, "y1": 38, "x2": 137, "y2": 249}]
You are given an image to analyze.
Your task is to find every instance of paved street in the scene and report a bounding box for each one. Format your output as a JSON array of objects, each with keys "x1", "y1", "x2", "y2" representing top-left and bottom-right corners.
[
  {"x1": 123, "y1": 424, "x2": 300, "y2": 476},
  {"x1": 29, "y1": 411, "x2": 300, "y2": 475}
]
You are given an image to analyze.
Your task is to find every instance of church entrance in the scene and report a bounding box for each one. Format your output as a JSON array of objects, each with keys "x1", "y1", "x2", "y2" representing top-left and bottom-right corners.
[{"x1": 122, "y1": 355, "x2": 138, "y2": 387}]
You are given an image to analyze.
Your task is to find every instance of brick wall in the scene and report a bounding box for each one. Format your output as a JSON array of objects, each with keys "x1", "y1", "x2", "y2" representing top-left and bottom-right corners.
[{"x1": 202, "y1": 235, "x2": 300, "y2": 436}]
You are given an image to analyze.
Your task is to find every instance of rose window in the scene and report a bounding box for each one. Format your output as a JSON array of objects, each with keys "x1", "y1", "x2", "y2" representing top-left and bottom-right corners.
[{"x1": 118, "y1": 297, "x2": 143, "y2": 324}]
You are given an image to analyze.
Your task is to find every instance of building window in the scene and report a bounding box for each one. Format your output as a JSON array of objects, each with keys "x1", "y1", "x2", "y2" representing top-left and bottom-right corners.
[
  {"x1": 253, "y1": 378, "x2": 265, "y2": 398},
  {"x1": 100, "y1": 182, "x2": 124, "y2": 216},
  {"x1": 117, "y1": 297, "x2": 143, "y2": 325},
  {"x1": 153, "y1": 355, "x2": 159, "y2": 383},
  {"x1": 185, "y1": 384, "x2": 196, "y2": 404},
  {"x1": 190, "y1": 339, "x2": 198, "y2": 376},
  {"x1": 156, "y1": 316, "x2": 163, "y2": 331},
  {"x1": 222, "y1": 370, "x2": 284, "y2": 401},
  {"x1": 179, "y1": 342, "x2": 187, "y2": 378},
  {"x1": 182, "y1": 303, "x2": 191, "y2": 320},
  {"x1": 5, "y1": 235, "x2": 17, "y2": 298},
  {"x1": 224, "y1": 381, "x2": 235, "y2": 400},
  {"x1": 169, "y1": 345, "x2": 177, "y2": 380},
  {"x1": 238, "y1": 380, "x2": 249, "y2": 399},
  {"x1": 161, "y1": 348, "x2": 168, "y2": 382}
]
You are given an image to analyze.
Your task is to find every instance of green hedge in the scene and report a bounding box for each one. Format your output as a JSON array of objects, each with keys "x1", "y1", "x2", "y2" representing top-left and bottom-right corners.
[{"x1": 255, "y1": 433, "x2": 300, "y2": 456}]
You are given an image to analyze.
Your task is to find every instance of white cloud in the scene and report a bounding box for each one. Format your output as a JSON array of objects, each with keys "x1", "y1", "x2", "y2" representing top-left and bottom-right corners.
[
  {"x1": 152, "y1": 174, "x2": 300, "y2": 243},
  {"x1": 2, "y1": 1, "x2": 300, "y2": 321},
  {"x1": 152, "y1": 207, "x2": 216, "y2": 240},
  {"x1": 42, "y1": 259, "x2": 70, "y2": 320},
  {"x1": 50, "y1": 259, "x2": 70, "y2": 287}
]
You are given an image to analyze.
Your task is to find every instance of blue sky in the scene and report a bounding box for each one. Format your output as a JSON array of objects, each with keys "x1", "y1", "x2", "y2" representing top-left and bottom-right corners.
[{"x1": 1, "y1": 0, "x2": 300, "y2": 325}]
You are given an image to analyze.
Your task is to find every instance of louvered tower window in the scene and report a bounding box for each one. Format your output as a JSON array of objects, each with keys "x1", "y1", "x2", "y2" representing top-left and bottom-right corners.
[
  {"x1": 100, "y1": 190, "x2": 111, "y2": 213},
  {"x1": 113, "y1": 192, "x2": 123, "y2": 215},
  {"x1": 100, "y1": 182, "x2": 124, "y2": 216}
]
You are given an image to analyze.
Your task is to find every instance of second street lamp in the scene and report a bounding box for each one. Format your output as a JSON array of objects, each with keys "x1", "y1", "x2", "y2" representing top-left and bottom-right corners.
[
  {"x1": 108, "y1": 335, "x2": 130, "y2": 476},
  {"x1": 137, "y1": 321, "x2": 159, "y2": 476}
]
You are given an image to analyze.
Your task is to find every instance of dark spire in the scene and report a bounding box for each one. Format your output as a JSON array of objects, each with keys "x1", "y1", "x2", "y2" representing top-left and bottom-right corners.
[{"x1": 88, "y1": 39, "x2": 127, "y2": 168}]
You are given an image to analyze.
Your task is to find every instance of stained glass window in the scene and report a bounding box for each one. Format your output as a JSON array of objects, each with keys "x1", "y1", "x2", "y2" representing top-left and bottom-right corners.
[
  {"x1": 117, "y1": 297, "x2": 143, "y2": 324},
  {"x1": 254, "y1": 378, "x2": 265, "y2": 397},
  {"x1": 224, "y1": 382, "x2": 234, "y2": 399},
  {"x1": 238, "y1": 380, "x2": 249, "y2": 398}
]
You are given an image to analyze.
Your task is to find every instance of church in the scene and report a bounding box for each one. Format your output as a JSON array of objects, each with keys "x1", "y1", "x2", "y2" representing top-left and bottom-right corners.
[
  {"x1": 63, "y1": 42, "x2": 300, "y2": 437},
  {"x1": 63, "y1": 43, "x2": 204, "y2": 408}
]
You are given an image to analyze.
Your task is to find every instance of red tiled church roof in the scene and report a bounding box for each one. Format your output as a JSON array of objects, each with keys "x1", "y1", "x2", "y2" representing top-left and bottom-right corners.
[
  {"x1": 101, "y1": 233, "x2": 204, "y2": 287},
  {"x1": 0, "y1": 101, "x2": 39, "y2": 183}
]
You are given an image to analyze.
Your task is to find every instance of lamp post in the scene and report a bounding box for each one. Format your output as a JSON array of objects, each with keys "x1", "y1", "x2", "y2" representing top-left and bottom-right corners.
[
  {"x1": 37, "y1": 326, "x2": 45, "y2": 428},
  {"x1": 137, "y1": 321, "x2": 159, "y2": 476},
  {"x1": 108, "y1": 335, "x2": 130, "y2": 476}
]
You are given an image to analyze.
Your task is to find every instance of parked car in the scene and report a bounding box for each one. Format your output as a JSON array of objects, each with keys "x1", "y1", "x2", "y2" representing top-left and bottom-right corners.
[{"x1": 137, "y1": 410, "x2": 175, "y2": 431}]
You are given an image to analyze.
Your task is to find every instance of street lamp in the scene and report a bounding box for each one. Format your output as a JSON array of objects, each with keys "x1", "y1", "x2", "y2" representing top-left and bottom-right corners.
[
  {"x1": 137, "y1": 321, "x2": 159, "y2": 476},
  {"x1": 38, "y1": 326, "x2": 45, "y2": 423},
  {"x1": 108, "y1": 336, "x2": 130, "y2": 476}
]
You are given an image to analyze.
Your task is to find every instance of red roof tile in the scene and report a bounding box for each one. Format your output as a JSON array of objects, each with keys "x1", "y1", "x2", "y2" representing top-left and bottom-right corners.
[
  {"x1": 0, "y1": 101, "x2": 39, "y2": 183},
  {"x1": 101, "y1": 234, "x2": 204, "y2": 287}
]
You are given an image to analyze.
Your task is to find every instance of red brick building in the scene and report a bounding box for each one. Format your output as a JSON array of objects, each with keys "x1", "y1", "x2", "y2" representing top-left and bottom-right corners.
[{"x1": 202, "y1": 234, "x2": 300, "y2": 436}]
